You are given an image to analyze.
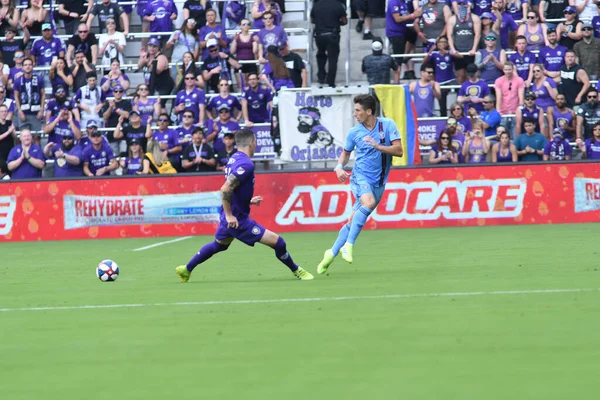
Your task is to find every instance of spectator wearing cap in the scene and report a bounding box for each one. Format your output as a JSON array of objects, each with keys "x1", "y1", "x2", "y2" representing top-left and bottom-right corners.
[
  {"x1": 362, "y1": 39, "x2": 399, "y2": 85},
  {"x1": 215, "y1": 131, "x2": 237, "y2": 170},
  {"x1": 88, "y1": 0, "x2": 129, "y2": 37},
  {"x1": 495, "y1": 61, "x2": 525, "y2": 137},
  {"x1": 71, "y1": 49, "x2": 95, "y2": 93},
  {"x1": 143, "y1": 0, "x2": 178, "y2": 48},
  {"x1": 516, "y1": 91, "x2": 546, "y2": 137},
  {"x1": 514, "y1": 117, "x2": 547, "y2": 161},
  {"x1": 559, "y1": 49, "x2": 590, "y2": 107},
  {"x1": 491, "y1": 1, "x2": 518, "y2": 51},
  {"x1": 73, "y1": 72, "x2": 106, "y2": 129},
  {"x1": 97, "y1": 19, "x2": 126, "y2": 68},
  {"x1": 576, "y1": 87, "x2": 600, "y2": 140},
  {"x1": 260, "y1": 45, "x2": 296, "y2": 91},
  {"x1": 114, "y1": 109, "x2": 152, "y2": 152},
  {"x1": 43, "y1": 108, "x2": 81, "y2": 145},
  {"x1": 468, "y1": 94, "x2": 501, "y2": 138},
  {"x1": 0, "y1": 86, "x2": 15, "y2": 121},
  {"x1": 78, "y1": 120, "x2": 102, "y2": 149},
  {"x1": 82, "y1": 126, "x2": 118, "y2": 177},
  {"x1": 121, "y1": 138, "x2": 146, "y2": 175},
  {"x1": 241, "y1": 72, "x2": 273, "y2": 127},
  {"x1": 174, "y1": 71, "x2": 206, "y2": 125},
  {"x1": 447, "y1": 0, "x2": 481, "y2": 84},
  {"x1": 207, "y1": 104, "x2": 240, "y2": 154},
  {"x1": 409, "y1": 63, "x2": 441, "y2": 118},
  {"x1": 543, "y1": 128, "x2": 572, "y2": 160},
  {"x1": 30, "y1": 23, "x2": 65, "y2": 80},
  {"x1": 101, "y1": 83, "x2": 132, "y2": 155},
  {"x1": 479, "y1": 12, "x2": 501, "y2": 50},
  {"x1": 200, "y1": 40, "x2": 240, "y2": 93},
  {"x1": 13, "y1": 57, "x2": 45, "y2": 133},
  {"x1": 137, "y1": 38, "x2": 174, "y2": 112},
  {"x1": 0, "y1": 26, "x2": 29, "y2": 69},
  {"x1": 181, "y1": 126, "x2": 216, "y2": 172},
  {"x1": 457, "y1": 64, "x2": 491, "y2": 114},
  {"x1": 516, "y1": 10, "x2": 548, "y2": 52},
  {"x1": 556, "y1": 6, "x2": 583, "y2": 50},
  {"x1": 198, "y1": 9, "x2": 227, "y2": 60},
  {"x1": 538, "y1": 27, "x2": 567, "y2": 81},
  {"x1": 279, "y1": 42, "x2": 307, "y2": 88},
  {"x1": 384, "y1": 0, "x2": 420, "y2": 81},
  {"x1": 530, "y1": 63, "x2": 558, "y2": 113},
  {"x1": 101, "y1": 59, "x2": 130, "y2": 97},
  {"x1": 574, "y1": 22, "x2": 600, "y2": 80},
  {"x1": 45, "y1": 85, "x2": 76, "y2": 122},
  {"x1": 152, "y1": 112, "x2": 182, "y2": 169},
  {"x1": 0, "y1": 104, "x2": 15, "y2": 162},
  {"x1": 310, "y1": 0, "x2": 346, "y2": 86},
  {"x1": 58, "y1": 0, "x2": 94, "y2": 35},
  {"x1": 66, "y1": 23, "x2": 98, "y2": 68},
  {"x1": 258, "y1": 11, "x2": 289, "y2": 61},
  {"x1": 49, "y1": 57, "x2": 74, "y2": 95},
  {"x1": 509, "y1": 35, "x2": 536, "y2": 83},
  {"x1": 539, "y1": 0, "x2": 568, "y2": 30},
  {"x1": 579, "y1": 121, "x2": 600, "y2": 159},
  {"x1": 207, "y1": 78, "x2": 241, "y2": 120},
  {"x1": 547, "y1": 93, "x2": 576, "y2": 140},
  {"x1": 43, "y1": 130, "x2": 83, "y2": 177},
  {"x1": 6, "y1": 128, "x2": 45, "y2": 179},
  {"x1": 475, "y1": 31, "x2": 506, "y2": 86}
]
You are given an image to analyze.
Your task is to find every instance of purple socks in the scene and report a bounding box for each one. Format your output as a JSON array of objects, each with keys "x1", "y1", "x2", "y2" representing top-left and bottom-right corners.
[
  {"x1": 186, "y1": 241, "x2": 229, "y2": 272},
  {"x1": 274, "y1": 236, "x2": 298, "y2": 272}
]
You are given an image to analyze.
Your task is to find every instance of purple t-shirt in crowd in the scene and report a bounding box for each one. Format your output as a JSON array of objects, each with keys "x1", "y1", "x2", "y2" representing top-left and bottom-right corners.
[
  {"x1": 198, "y1": 25, "x2": 227, "y2": 59},
  {"x1": 585, "y1": 138, "x2": 600, "y2": 159},
  {"x1": 207, "y1": 94, "x2": 241, "y2": 115},
  {"x1": 6, "y1": 144, "x2": 45, "y2": 179},
  {"x1": 252, "y1": 2, "x2": 282, "y2": 29},
  {"x1": 134, "y1": 98, "x2": 157, "y2": 123},
  {"x1": 83, "y1": 141, "x2": 115, "y2": 175},
  {"x1": 532, "y1": 77, "x2": 557, "y2": 110},
  {"x1": 429, "y1": 52, "x2": 455, "y2": 83},
  {"x1": 456, "y1": 116, "x2": 472, "y2": 134},
  {"x1": 125, "y1": 156, "x2": 143, "y2": 174},
  {"x1": 152, "y1": 128, "x2": 180, "y2": 150},
  {"x1": 212, "y1": 119, "x2": 240, "y2": 153},
  {"x1": 256, "y1": 26, "x2": 288, "y2": 56},
  {"x1": 31, "y1": 37, "x2": 65, "y2": 66},
  {"x1": 50, "y1": 143, "x2": 84, "y2": 177},
  {"x1": 386, "y1": 0, "x2": 408, "y2": 37},
  {"x1": 175, "y1": 88, "x2": 206, "y2": 123},
  {"x1": 175, "y1": 124, "x2": 195, "y2": 144},
  {"x1": 458, "y1": 79, "x2": 490, "y2": 113},
  {"x1": 538, "y1": 45, "x2": 567, "y2": 72},
  {"x1": 220, "y1": 151, "x2": 254, "y2": 218},
  {"x1": 241, "y1": 86, "x2": 273, "y2": 123},
  {"x1": 46, "y1": 98, "x2": 74, "y2": 118},
  {"x1": 499, "y1": 14, "x2": 519, "y2": 50},
  {"x1": 509, "y1": 50, "x2": 536, "y2": 81},
  {"x1": 143, "y1": 0, "x2": 178, "y2": 34},
  {"x1": 47, "y1": 118, "x2": 81, "y2": 144}
]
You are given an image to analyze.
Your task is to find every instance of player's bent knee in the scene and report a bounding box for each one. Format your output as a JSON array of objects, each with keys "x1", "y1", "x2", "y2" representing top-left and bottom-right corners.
[
  {"x1": 259, "y1": 229, "x2": 280, "y2": 248},
  {"x1": 360, "y1": 195, "x2": 377, "y2": 210},
  {"x1": 216, "y1": 238, "x2": 234, "y2": 247}
]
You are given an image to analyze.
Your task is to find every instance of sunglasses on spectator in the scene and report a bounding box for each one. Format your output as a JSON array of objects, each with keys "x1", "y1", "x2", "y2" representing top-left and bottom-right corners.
[
  {"x1": 56, "y1": 89, "x2": 65, "y2": 93},
  {"x1": 219, "y1": 83, "x2": 228, "y2": 86},
  {"x1": 209, "y1": 47, "x2": 218, "y2": 52},
  {"x1": 113, "y1": 90, "x2": 123, "y2": 93},
  {"x1": 79, "y1": 30, "x2": 89, "y2": 33},
  {"x1": 447, "y1": 121, "x2": 457, "y2": 125},
  {"x1": 533, "y1": 69, "x2": 541, "y2": 72},
  {"x1": 159, "y1": 118, "x2": 169, "y2": 122},
  {"x1": 588, "y1": 95, "x2": 598, "y2": 99},
  {"x1": 106, "y1": 21, "x2": 115, "y2": 25},
  {"x1": 440, "y1": 136, "x2": 450, "y2": 140},
  {"x1": 452, "y1": 107, "x2": 461, "y2": 111},
  {"x1": 62, "y1": 136, "x2": 74, "y2": 140},
  {"x1": 482, "y1": 100, "x2": 492, "y2": 104},
  {"x1": 583, "y1": 27, "x2": 593, "y2": 31},
  {"x1": 424, "y1": 70, "x2": 434, "y2": 74},
  {"x1": 527, "y1": 15, "x2": 536, "y2": 19},
  {"x1": 183, "y1": 115, "x2": 194, "y2": 118},
  {"x1": 241, "y1": 22, "x2": 251, "y2": 26},
  {"x1": 525, "y1": 97, "x2": 535, "y2": 100},
  {"x1": 485, "y1": 36, "x2": 496, "y2": 41},
  {"x1": 219, "y1": 109, "x2": 230, "y2": 113},
  {"x1": 91, "y1": 133, "x2": 102, "y2": 137},
  {"x1": 139, "y1": 87, "x2": 148, "y2": 91},
  {"x1": 564, "y1": 11, "x2": 574, "y2": 14},
  {"x1": 185, "y1": 77, "x2": 195, "y2": 80}
]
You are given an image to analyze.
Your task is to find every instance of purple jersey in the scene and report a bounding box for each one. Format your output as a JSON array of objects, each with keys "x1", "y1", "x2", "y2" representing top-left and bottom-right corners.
[
  {"x1": 152, "y1": 128, "x2": 179, "y2": 150},
  {"x1": 212, "y1": 120, "x2": 240, "y2": 153},
  {"x1": 221, "y1": 151, "x2": 254, "y2": 218},
  {"x1": 552, "y1": 106, "x2": 574, "y2": 139},
  {"x1": 544, "y1": 137, "x2": 572, "y2": 160},
  {"x1": 509, "y1": 50, "x2": 536, "y2": 81},
  {"x1": 257, "y1": 26, "x2": 288, "y2": 57},
  {"x1": 505, "y1": 0, "x2": 523, "y2": 21},
  {"x1": 134, "y1": 98, "x2": 157, "y2": 123},
  {"x1": 456, "y1": 116, "x2": 472, "y2": 134},
  {"x1": 6, "y1": 144, "x2": 45, "y2": 179},
  {"x1": 83, "y1": 141, "x2": 115, "y2": 175},
  {"x1": 48, "y1": 118, "x2": 80, "y2": 144},
  {"x1": 458, "y1": 79, "x2": 490, "y2": 113},
  {"x1": 499, "y1": 14, "x2": 519, "y2": 50},
  {"x1": 207, "y1": 94, "x2": 241, "y2": 115},
  {"x1": 101, "y1": 75, "x2": 131, "y2": 97},
  {"x1": 46, "y1": 98, "x2": 73, "y2": 119},
  {"x1": 124, "y1": 156, "x2": 143, "y2": 174},
  {"x1": 9, "y1": 67, "x2": 22, "y2": 85},
  {"x1": 50, "y1": 143, "x2": 84, "y2": 177},
  {"x1": 241, "y1": 86, "x2": 273, "y2": 123},
  {"x1": 252, "y1": 2, "x2": 282, "y2": 29},
  {"x1": 386, "y1": 0, "x2": 408, "y2": 37},
  {"x1": 538, "y1": 45, "x2": 567, "y2": 72},
  {"x1": 14, "y1": 74, "x2": 45, "y2": 114},
  {"x1": 532, "y1": 78, "x2": 557, "y2": 110},
  {"x1": 175, "y1": 124, "x2": 195, "y2": 144},
  {"x1": 585, "y1": 138, "x2": 600, "y2": 159},
  {"x1": 593, "y1": 16, "x2": 600, "y2": 39},
  {"x1": 143, "y1": 0, "x2": 178, "y2": 34},
  {"x1": 175, "y1": 88, "x2": 206, "y2": 123},
  {"x1": 198, "y1": 25, "x2": 227, "y2": 60},
  {"x1": 519, "y1": 105, "x2": 542, "y2": 132},
  {"x1": 31, "y1": 37, "x2": 64, "y2": 66},
  {"x1": 429, "y1": 52, "x2": 455, "y2": 83}
]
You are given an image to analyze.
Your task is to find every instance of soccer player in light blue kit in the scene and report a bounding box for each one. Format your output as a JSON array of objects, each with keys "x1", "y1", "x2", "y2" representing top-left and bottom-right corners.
[
  {"x1": 176, "y1": 128, "x2": 314, "y2": 282},
  {"x1": 317, "y1": 94, "x2": 403, "y2": 273}
]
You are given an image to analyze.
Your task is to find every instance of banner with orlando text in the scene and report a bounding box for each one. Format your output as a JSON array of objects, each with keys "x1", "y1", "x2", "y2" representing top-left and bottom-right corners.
[{"x1": 278, "y1": 91, "x2": 355, "y2": 162}]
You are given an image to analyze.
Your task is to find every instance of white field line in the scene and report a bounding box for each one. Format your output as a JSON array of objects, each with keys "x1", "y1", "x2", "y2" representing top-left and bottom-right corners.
[
  {"x1": 132, "y1": 236, "x2": 193, "y2": 251},
  {"x1": 0, "y1": 288, "x2": 598, "y2": 313}
]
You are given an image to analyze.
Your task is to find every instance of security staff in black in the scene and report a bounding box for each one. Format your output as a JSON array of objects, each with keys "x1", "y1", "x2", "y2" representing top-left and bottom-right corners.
[
  {"x1": 310, "y1": 0, "x2": 347, "y2": 87},
  {"x1": 576, "y1": 88, "x2": 600, "y2": 140}
]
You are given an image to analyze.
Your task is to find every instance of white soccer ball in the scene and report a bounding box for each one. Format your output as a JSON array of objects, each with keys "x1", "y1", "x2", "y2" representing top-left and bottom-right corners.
[{"x1": 96, "y1": 260, "x2": 119, "y2": 282}]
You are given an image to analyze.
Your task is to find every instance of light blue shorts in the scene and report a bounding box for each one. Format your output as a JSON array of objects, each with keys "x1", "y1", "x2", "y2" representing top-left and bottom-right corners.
[{"x1": 350, "y1": 175, "x2": 385, "y2": 211}]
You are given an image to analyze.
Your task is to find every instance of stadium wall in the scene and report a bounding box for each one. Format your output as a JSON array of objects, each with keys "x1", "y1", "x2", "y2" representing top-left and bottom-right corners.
[{"x1": 1, "y1": 162, "x2": 600, "y2": 242}]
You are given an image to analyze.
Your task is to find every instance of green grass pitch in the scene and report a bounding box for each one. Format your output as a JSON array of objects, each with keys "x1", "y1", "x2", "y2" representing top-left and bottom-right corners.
[{"x1": 1, "y1": 223, "x2": 599, "y2": 399}]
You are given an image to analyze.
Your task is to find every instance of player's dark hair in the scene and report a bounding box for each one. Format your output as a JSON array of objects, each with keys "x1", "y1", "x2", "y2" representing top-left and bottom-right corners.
[
  {"x1": 235, "y1": 128, "x2": 255, "y2": 147},
  {"x1": 354, "y1": 94, "x2": 377, "y2": 115}
]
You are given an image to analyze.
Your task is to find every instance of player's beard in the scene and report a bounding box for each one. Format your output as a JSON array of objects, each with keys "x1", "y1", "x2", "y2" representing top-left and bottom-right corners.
[{"x1": 297, "y1": 121, "x2": 312, "y2": 133}]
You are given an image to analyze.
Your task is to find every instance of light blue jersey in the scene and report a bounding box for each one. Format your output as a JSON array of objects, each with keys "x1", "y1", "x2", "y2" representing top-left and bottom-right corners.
[{"x1": 344, "y1": 117, "x2": 401, "y2": 187}]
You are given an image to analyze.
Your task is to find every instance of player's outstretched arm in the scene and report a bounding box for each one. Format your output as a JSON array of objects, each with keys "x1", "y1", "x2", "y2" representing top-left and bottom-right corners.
[
  {"x1": 334, "y1": 150, "x2": 351, "y2": 182},
  {"x1": 364, "y1": 137, "x2": 403, "y2": 157},
  {"x1": 221, "y1": 174, "x2": 241, "y2": 228}
]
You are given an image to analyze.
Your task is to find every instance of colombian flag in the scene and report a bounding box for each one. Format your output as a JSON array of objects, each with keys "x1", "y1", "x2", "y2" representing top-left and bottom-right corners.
[{"x1": 373, "y1": 84, "x2": 422, "y2": 166}]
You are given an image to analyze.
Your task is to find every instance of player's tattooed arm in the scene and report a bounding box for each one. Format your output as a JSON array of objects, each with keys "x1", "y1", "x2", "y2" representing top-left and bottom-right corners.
[{"x1": 221, "y1": 174, "x2": 240, "y2": 203}]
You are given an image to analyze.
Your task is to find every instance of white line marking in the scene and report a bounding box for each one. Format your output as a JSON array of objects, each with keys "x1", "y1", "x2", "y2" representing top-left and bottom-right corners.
[
  {"x1": 132, "y1": 236, "x2": 193, "y2": 251},
  {"x1": 0, "y1": 288, "x2": 597, "y2": 313}
]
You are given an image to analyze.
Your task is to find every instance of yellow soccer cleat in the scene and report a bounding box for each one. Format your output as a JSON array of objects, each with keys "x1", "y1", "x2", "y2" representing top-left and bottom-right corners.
[
  {"x1": 293, "y1": 267, "x2": 314, "y2": 280},
  {"x1": 317, "y1": 249, "x2": 335, "y2": 274},
  {"x1": 176, "y1": 265, "x2": 191, "y2": 283},
  {"x1": 340, "y1": 243, "x2": 353, "y2": 264}
]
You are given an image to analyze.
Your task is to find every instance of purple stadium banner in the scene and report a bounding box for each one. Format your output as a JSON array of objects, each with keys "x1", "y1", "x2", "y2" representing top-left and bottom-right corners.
[
  {"x1": 250, "y1": 124, "x2": 276, "y2": 159},
  {"x1": 417, "y1": 119, "x2": 446, "y2": 143}
]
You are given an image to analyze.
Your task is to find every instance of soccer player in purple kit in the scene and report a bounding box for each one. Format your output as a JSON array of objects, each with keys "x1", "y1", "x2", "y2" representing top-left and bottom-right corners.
[{"x1": 176, "y1": 128, "x2": 314, "y2": 282}]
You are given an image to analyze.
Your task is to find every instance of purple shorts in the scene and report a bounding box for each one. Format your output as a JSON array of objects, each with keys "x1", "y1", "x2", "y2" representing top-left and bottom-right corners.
[{"x1": 215, "y1": 217, "x2": 266, "y2": 246}]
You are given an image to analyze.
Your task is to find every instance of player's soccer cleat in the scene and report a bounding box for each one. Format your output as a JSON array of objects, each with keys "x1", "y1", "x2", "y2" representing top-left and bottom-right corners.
[
  {"x1": 176, "y1": 265, "x2": 191, "y2": 283},
  {"x1": 293, "y1": 267, "x2": 314, "y2": 280},
  {"x1": 317, "y1": 249, "x2": 335, "y2": 274},
  {"x1": 341, "y1": 243, "x2": 353, "y2": 264}
]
